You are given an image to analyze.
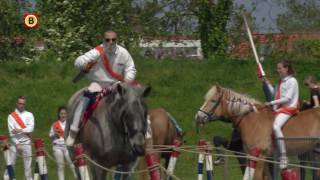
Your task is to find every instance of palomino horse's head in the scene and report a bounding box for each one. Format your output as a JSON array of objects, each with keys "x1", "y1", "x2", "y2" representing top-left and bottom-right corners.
[
  {"x1": 106, "y1": 83, "x2": 151, "y2": 156},
  {"x1": 195, "y1": 86, "x2": 224, "y2": 124},
  {"x1": 195, "y1": 85, "x2": 261, "y2": 125}
]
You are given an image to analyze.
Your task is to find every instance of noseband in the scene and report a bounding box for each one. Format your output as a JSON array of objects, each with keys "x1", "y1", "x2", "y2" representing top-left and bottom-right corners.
[{"x1": 198, "y1": 92, "x2": 223, "y2": 120}]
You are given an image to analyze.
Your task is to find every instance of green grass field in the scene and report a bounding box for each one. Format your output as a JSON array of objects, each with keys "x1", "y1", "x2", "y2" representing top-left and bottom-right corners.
[{"x1": 0, "y1": 56, "x2": 319, "y2": 179}]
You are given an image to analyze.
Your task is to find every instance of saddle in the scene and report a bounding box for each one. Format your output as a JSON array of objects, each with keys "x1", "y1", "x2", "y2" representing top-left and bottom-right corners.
[{"x1": 79, "y1": 88, "x2": 111, "y2": 128}]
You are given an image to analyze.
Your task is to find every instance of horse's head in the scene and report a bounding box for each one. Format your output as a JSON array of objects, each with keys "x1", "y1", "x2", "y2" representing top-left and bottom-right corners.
[
  {"x1": 107, "y1": 83, "x2": 151, "y2": 156},
  {"x1": 195, "y1": 85, "x2": 261, "y2": 125},
  {"x1": 195, "y1": 85, "x2": 224, "y2": 124}
]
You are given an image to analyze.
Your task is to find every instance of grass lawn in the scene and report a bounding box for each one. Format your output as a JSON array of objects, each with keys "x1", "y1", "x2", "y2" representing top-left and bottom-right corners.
[{"x1": 0, "y1": 56, "x2": 318, "y2": 179}]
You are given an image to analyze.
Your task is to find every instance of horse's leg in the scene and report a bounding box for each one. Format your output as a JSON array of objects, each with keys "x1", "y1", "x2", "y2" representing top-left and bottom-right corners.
[
  {"x1": 262, "y1": 161, "x2": 272, "y2": 180},
  {"x1": 90, "y1": 163, "x2": 106, "y2": 180},
  {"x1": 254, "y1": 160, "x2": 265, "y2": 180},
  {"x1": 312, "y1": 151, "x2": 320, "y2": 180},
  {"x1": 138, "y1": 157, "x2": 149, "y2": 180},
  {"x1": 298, "y1": 152, "x2": 308, "y2": 180}
]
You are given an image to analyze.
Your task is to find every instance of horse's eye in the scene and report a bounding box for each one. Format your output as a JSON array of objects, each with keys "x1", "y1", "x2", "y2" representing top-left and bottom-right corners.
[{"x1": 211, "y1": 99, "x2": 217, "y2": 103}]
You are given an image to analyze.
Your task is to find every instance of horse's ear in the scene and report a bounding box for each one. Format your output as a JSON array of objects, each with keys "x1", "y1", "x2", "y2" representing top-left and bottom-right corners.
[
  {"x1": 116, "y1": 83, "x2": 126, "y2": 96},
  {"x1": 216, "y1": 85, "x2": 221, "y2": 92},
  {"x1": 142, "y1": 86, "x2": 152, "y2": 97}
]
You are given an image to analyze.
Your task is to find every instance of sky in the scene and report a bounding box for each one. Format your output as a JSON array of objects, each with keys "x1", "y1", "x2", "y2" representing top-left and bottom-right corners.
[{"x1": 235, "y1": 0, "x2": 285, "y2": 33}]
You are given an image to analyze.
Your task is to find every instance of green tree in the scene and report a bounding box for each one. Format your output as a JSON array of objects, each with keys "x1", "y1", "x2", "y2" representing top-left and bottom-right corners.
[
  {"x1": 0, "y1": 0, "x2": 37, "y2": 61},
  {"x1": 38, "y1": 0, "x2": 143, "y2": 60},
  {"x1": 197, "y1": 0, "x2": 233, "y2": 58}
]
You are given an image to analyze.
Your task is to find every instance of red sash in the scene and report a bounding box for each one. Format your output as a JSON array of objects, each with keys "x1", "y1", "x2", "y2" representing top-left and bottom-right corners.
[
  {"x1": 10, "y1": 112, "x2": 32, "y2": 138},
  {"x1": 53, "y1": 121, "x2": 64, "y2": 137},
  {"x1": 11, "y1": 112, "x2": 26, "y2": 129},
  {"x1": 274, "y1": 80, "x2": 299, "y2": 115},
  {"x1": 95, "y1": 45, "x2": 139, "y2": 86}
]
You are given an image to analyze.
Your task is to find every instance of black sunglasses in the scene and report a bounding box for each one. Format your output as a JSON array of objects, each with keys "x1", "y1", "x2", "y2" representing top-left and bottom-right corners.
[{"x1": 105, "y1": 38, "x2": 117, "y2": 42}]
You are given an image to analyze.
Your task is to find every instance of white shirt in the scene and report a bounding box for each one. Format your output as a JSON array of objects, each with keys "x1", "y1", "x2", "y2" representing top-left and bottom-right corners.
[
  {"x1": 267, "y1": 75, "x2": 299, "y2": 109},
  {"x1": 75, "y1": 44, "x2": 136, "y2": 86},
  {"x1": 49, "y1": 120, "x2": 66, "y2": 145},
  {"x1": 8, "y1": 109, "x2": 34, "y2": 145}
]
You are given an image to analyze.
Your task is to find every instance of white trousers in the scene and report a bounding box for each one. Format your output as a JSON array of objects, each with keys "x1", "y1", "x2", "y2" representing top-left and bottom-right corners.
[
  {"x1": 3, "y1": 144, "x2": 32, "y2": 180},
  {"x1": 273, "y1": 113, "x2": 291, "y2": 155},
  {"x1": 53, "y1": 145, "x2": 77, "y2": 180}
]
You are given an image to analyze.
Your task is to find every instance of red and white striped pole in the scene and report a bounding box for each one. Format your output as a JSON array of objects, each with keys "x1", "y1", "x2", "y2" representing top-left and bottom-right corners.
[
  {"x1": 0, "y1": 135, "x2": 15, "y2": 180},
  {"x1": 243, "y1": 148, "x2": 261, "y2": 180},
  {"x1": 281, "y1": 169, "x2": 299, "y2": 180},
  {"x1": 166, "y1": 138, "x2": 182, "y2": 180},
  {"x1": 34, "y1": 138, "x2": 48, "y2": 180},
  {"x1": 74, "y1": 144, "x2": 90, "y2": 180},
  {"x1": 197, "y1": 139, "x2": 207, "y2": 180},
  {"x1": 204, "y1": 141, "x2": 213, "y2": 180},
  {"x1": 145, "y1": 151, "x2": 161, "y2": 180}
]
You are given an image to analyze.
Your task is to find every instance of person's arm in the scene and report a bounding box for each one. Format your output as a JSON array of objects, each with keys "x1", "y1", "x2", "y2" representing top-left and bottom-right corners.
[
  {"x1": 21, "y1": 113, "x2": 34, "y2": 133},
  {"x1": 74, "y1": 48, "x2": 100, "y2": 70},
  {"x1": 123, "y1": 52, "x2": 137, "y2": 82},
  {"x1": 264, "y1": 78, "x2": 275, "y2": 96},
  {"x1": 7, "y1": 115, "x2": 19, "y2": 144},
  {"x1": 49, "y1": 125, "x2": 58, "y2": 140}
]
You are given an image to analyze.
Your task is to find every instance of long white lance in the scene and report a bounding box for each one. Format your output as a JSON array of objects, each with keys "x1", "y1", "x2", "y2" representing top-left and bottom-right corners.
[{"x1": 242, "y1": 13, "x2": 266, "y2": 78}]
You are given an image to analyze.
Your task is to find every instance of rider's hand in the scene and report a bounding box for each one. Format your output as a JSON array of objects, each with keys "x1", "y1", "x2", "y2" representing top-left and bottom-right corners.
[
  {"x1": 12, "y1": 128, "x2": 23, "y2": 134},
  {"x1": 265, "y1": 102, "x2": 272, "y2": 107},
  {"x1": 83, "y1": 61, "x2": 97, "y2": 72}
]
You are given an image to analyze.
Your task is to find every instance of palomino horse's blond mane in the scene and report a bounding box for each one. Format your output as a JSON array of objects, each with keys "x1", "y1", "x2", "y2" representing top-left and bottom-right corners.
[{"x1": 206, "y1": 85, "x2": 262, "y2": 115}]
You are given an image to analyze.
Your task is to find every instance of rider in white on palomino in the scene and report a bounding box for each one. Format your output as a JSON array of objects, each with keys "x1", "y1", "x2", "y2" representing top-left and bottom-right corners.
[
  {"x1": 264, "y1": 60, "x2": 299, "y2": 169},
  {"x1": 66, "y1": 30, "x2": 143, "y2": 146}
]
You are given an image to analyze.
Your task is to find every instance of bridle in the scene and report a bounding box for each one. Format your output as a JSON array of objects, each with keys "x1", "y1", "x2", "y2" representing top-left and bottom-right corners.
[
  {"x1": 198, "y1": 92, "x2": 224, "y2": 121},
  {"x1": 198, "y1": 91, "x2": 267, "y2": 128}
]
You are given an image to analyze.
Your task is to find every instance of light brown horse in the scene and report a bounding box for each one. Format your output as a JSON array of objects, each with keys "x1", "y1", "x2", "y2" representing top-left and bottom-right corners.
[
  {"x1": 138, "y1": 108, "x2": 183, "y2": 179},
  {"x1": 195, "y1": 85, "x2": 320, "y2": 180}
]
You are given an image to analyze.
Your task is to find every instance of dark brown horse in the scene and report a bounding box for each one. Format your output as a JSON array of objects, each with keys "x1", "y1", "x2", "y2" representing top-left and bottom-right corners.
[
  {"x1": 65, "y1": 83, "x2": 151, "y2": 180},
  {"x1": 195, "y1": 85, "x2": 320, "y2": 180},
  {"x1": 138, "y1": 108, "x2": 183, "y2": 180}
]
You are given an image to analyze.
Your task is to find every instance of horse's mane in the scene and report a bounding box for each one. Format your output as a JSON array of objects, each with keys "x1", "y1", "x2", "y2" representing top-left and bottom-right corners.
[
  {"x1": 206, "y1": 85, "x2": 262, "y2": 105},
  {"x1": 221, "y1": 87, "x2": 261, "y2": 104}
]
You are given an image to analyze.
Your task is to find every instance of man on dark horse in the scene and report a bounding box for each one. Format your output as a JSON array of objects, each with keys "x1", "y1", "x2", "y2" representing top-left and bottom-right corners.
[{"x1": 65, "y1": 30, "x2": 141, "y2": 146}]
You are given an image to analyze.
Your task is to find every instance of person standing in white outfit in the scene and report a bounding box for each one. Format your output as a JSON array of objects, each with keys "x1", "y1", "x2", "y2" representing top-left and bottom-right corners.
[
  {"x1": 4, "y1": 96, "x2": 34, "y2": 180},
  {"x1": 49, "y1": 106, "x2": 77, "y2": 180},
  {"x1": 264, "y1": 60, "x2": 299, "y2": 169}
]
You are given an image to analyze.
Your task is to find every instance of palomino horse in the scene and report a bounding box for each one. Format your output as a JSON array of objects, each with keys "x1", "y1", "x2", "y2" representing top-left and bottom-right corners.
[
  {"x1": 65, "y1": 83, "x2": 151, "y2": 180},
  {"x1": 195, "y1": 85, "x2": 320, "y2": 180},
  {"x1": 138, "y1": 108, "x2": 183, "y2": 179}
]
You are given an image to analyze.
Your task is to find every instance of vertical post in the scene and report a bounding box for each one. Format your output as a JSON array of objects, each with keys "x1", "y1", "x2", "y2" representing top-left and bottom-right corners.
[
  {"x1": 243, "y1": 148, "x2": 261, "y2": 180},
  {"x1": 204, "y1": 141, "x2": 213, "y2": 180},
  {"x1": 74, "y1": 144, "x2": 90, "y2": 180},
  {"x1": 34, "y1": 138, "x2": 48, "y2": 180},
  {"x1": 166, "y1": 138, "x2": 183, "y2": 180},
  {"x1": 198, "y1": 139, "x2": 206, "y2": 180},
  {"x1": 281, "y1": 169, "x2": 299, "y2": 180},
  {"x1": 33, "y1": 160, "x2": 40, "y2": 180},
  {"x1": 145, "y1": 151, "x2": 161, "y2": 180},
  {"x1": 0, "y1": 135, "x2": 15, "y2": 180}
]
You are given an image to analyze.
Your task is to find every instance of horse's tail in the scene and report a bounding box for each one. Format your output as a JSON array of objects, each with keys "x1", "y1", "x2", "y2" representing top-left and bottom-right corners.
[{"x1": 165, "y1": 111, "x2": 183, "y2": 138}]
